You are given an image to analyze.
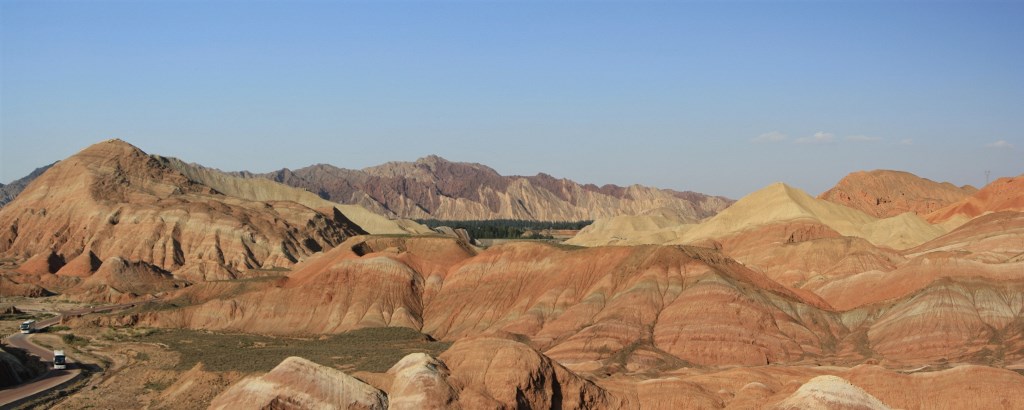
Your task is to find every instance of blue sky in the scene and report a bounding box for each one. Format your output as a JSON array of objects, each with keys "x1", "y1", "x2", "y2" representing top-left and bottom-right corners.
[{"x1": 1, "y1": 1, "x2": 1021, "y2": 198}]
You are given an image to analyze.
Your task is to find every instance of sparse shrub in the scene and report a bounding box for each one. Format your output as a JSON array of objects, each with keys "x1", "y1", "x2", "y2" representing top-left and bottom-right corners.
[
  {"x1": 144, "y1": 380, "x2": 171, "y2": 391},
  {"x1": 62, "y1": 333, "x2": 87, "y2": 346}
]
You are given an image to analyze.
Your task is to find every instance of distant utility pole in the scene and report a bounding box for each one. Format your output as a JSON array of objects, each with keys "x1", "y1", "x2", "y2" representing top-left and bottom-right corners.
[{"x1": 985, "y1": 170, "x2": 991, "y2": 186}]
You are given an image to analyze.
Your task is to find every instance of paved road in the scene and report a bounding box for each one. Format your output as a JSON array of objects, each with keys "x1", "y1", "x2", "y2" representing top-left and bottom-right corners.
[{"x1": 0, "y1": 302, "x2": 145, "y2": 407}]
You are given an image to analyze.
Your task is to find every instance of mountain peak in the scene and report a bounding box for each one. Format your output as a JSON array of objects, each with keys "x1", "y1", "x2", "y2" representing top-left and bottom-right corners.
[
  {"x1": 415, "y1": 154, "x2": 450, "y2": 164},
  {"x1": 819, "y1": 169, "x2": 975, "y2": 218},
  {"x1": 70, "y1": 139, "x2": 154, "y2": 169}
]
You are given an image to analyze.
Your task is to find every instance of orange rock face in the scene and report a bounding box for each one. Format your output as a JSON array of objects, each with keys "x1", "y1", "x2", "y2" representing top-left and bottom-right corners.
[
  {"x1": 131, "y1": 229, "x2": 1024, "y2": 371},
  {"x1": 0, "y1": 140, "x2": 363, "y2": 286},
  {"x1": 927, "y1": 174, "x2": 1024, "y2": 223},
  {"x1": 819, "y1": 170, "x2": 975, "y2": 218},
  {"x1": 439, "y1": 337, "x2": 617, "y2": 409},
  {"x1": 143, "y1": 236, "x2": 475, "y2": 335},
  {"x1": 4, "y1": 141, "x2": 1023, "y2": 408}
]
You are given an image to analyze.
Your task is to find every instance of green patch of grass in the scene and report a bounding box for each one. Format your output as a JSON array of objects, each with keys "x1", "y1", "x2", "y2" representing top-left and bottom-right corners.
[
  {"x1": 101, "y1": 327, "x2": 158, "y2": 342},
  {"x1": 207, "y1": 274, "x2": 287, "y2": 283},
  {"x1": 129, "y1": 327, "x2": 452, "y2": 373},
  {"x1": 45, "y1": 325, "x2": 70, "y2": 333}
]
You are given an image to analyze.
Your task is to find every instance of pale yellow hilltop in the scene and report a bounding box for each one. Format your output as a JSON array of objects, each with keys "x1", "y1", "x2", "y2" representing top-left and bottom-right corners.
[
  {"x1": 567, "y1": 207, "x2": 696, "y2": 246},
  {"x1": 570, "y1": 182, "x2": 947, "y2": 250}
]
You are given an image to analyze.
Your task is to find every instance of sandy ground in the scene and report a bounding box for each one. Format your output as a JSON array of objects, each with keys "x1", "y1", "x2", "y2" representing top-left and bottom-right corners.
[
  {"x1": 38, "y1": 326, "x2": 241, "y2": 410},
  {"x1": 2, "y1": 317, "x2": 241, "y2": 410}
]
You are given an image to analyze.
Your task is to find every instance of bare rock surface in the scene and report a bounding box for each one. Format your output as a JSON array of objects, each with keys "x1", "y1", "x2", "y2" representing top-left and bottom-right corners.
[
  {"x1": 0, "y1": 140, "x2": 364, "y2": 288},
  {"x1": 772, "y1": 375, "x2": 891, "y2": 410},
  {"x1": 570, "y1": 182, "x2": 947, "y2": 250},
  {"x1": 385, "y1": 353, "x2": 459, "y2": 410},
  {"x1": 819, "y1": 170, "x2": 975, "y2": 218},
  {"x1": 247, "y1": 155, "x2": 733, "y2": 222},
  {"x1": 439, "y1": 336, "x2": 617, "y2": 409},
  {"x1": 208, "y1": 356, "x2": 387, "y2": 410},
  {"x1": 157, "y1": 156, "x2": 431, "y2": 235},
  {"x1": 927, "y1": 174, "x2": 1024, "y2": 224}
]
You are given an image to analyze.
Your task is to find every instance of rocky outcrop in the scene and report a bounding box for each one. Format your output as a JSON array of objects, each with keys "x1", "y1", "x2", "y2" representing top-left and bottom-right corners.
[
  {"x1": 385, "y1": 353, "x2": 459, "y2": 410},
  {"x1": 430, "y1": 226, "x2": 475, "y2": 245},
  {"x1": 0, "y1": 346, "x2": 41, "y2": 387},
  {"x1": 0, "y1": 276, "x2": 52, "y2": 297},
  {"x1": 926, "y1": 174, "x2": 1024, "y2": 224},
  {"x1": 819, "y1": 170, "x2": 975, "y2": 218},
  {"x1": 0, "y1": 140, "x2": 365, "y2": 284},
  {"x1": 208, "y1": 356, "x2": 387, "y2": 410},
  {"x1": 247, "y1": 156, "x2": 732, "y2": 222},
  {"x1": 145, "y1": 236, "x2": 476, "y2": 335},
  {"x1": 133, "y1": 230, "x2": 1024, "y2": 368},
  {"x1": 67, "y1": 257, "x2": 184, "y2": 302},
  {"x1": 439, "y1": 337, "x2": 616, "y2": 409},
  {"x1": 773, "y1": 375, "x2": 891, "y2": 410},
  {"x1": 865, "y1": 280, "x2": 1024, "y2": 363}
]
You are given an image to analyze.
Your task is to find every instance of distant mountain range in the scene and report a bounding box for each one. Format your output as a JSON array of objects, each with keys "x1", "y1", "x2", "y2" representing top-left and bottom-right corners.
[
  {"x1": 1, "y1": 153, "x2": 733, "y2": 223},
  {"x1": 237, "y1": 155, "x2": 732, "y2": 222}
]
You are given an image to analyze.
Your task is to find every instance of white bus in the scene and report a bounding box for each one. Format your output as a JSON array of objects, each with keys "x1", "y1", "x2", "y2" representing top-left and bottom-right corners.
[
  {"x1": 19, "y1": 320, "x2": 35, "y2": 334},
  {"x1": 53, "y1": 350, "x2": 66, "y2": 370}
]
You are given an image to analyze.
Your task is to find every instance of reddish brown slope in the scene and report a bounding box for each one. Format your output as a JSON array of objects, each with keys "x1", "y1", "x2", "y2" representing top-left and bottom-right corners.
[
  {"x1": 927, "y1": 174, "x2": 1024, "y2": 223},
  {"x1": 0, "y1": 139, "x2": 363, "y2": 288},
  {"x1": 819, "y1": 170, "x2": 975, "y2": 218}
]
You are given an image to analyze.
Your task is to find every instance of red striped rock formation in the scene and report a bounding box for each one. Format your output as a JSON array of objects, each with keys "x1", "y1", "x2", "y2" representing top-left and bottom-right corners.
[
  {"x1": 927, "y1": 174, "x2": 1024, "y2": 223},
  {"x1": 819, "y1": 170, "x2": 975, "y2": 218},
  {"x1": 0, "y1": 140, "x2": 364, "y2": 287},
  {"x1": 438, "y1": 337, "x2": 618, "y2": 409}
]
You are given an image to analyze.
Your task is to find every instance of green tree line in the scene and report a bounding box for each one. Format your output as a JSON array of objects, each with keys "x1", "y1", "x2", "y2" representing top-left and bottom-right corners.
[{"x1": 416, "y1": 219, "x2": 592, "y2": 239}]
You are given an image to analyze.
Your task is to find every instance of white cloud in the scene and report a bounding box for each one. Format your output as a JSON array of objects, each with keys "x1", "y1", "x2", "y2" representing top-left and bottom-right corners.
[
  {"x1": 845, "y1": 135, "x2": 882, "y2": 142},
  {"x1": 985, "y1": 140, "x2": 1014, "y2": 149},
  {"x1": 897, "y1": 139, "x2": 913, "y2": 146},
  {"x1": 752, "y1": 131, "x2": 788, "y2": 143},
  {"x1": 794, "y1": 131, "x2": 835, "y2": 144}
]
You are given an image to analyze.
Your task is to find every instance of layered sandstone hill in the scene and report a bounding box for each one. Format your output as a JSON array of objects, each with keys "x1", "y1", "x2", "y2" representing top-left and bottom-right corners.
[
  {"x1": 209, "y1": 356, "x2": 388, "y2": 410},
  {"x1": 579, "y1": 183, "x2": 1024, "y2": 315},
  {"x1": 818, "y1": 170, "x2": 975, "y2": 218},
  {"x1": 206, "y1": 334, "x2": 1024, "y2": 409},
  {"x1": 0, "y1": 139, "x2": 366, "y2": 286},
  {"x1": 569, "y1": 182, "x2": 947, "y2": 250},
  {"x1": 128, "y1": 234, "x2": 1024, "y2": 369},
  {"x1": 0, "y1": 162, "x2": 55, "y2": 207},
  {"x1": 154, "y1": 157, "x2": 431, "y2": 235},
  {"x1": 211, "y1": 340, "x2": 619, "y2": 410},
  {"x1": 926, "y1": 174, "x2": 1024, "y2": 224},
  {"x1": 243, "y1": 155, "x2": 732, "y2": 222}
]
